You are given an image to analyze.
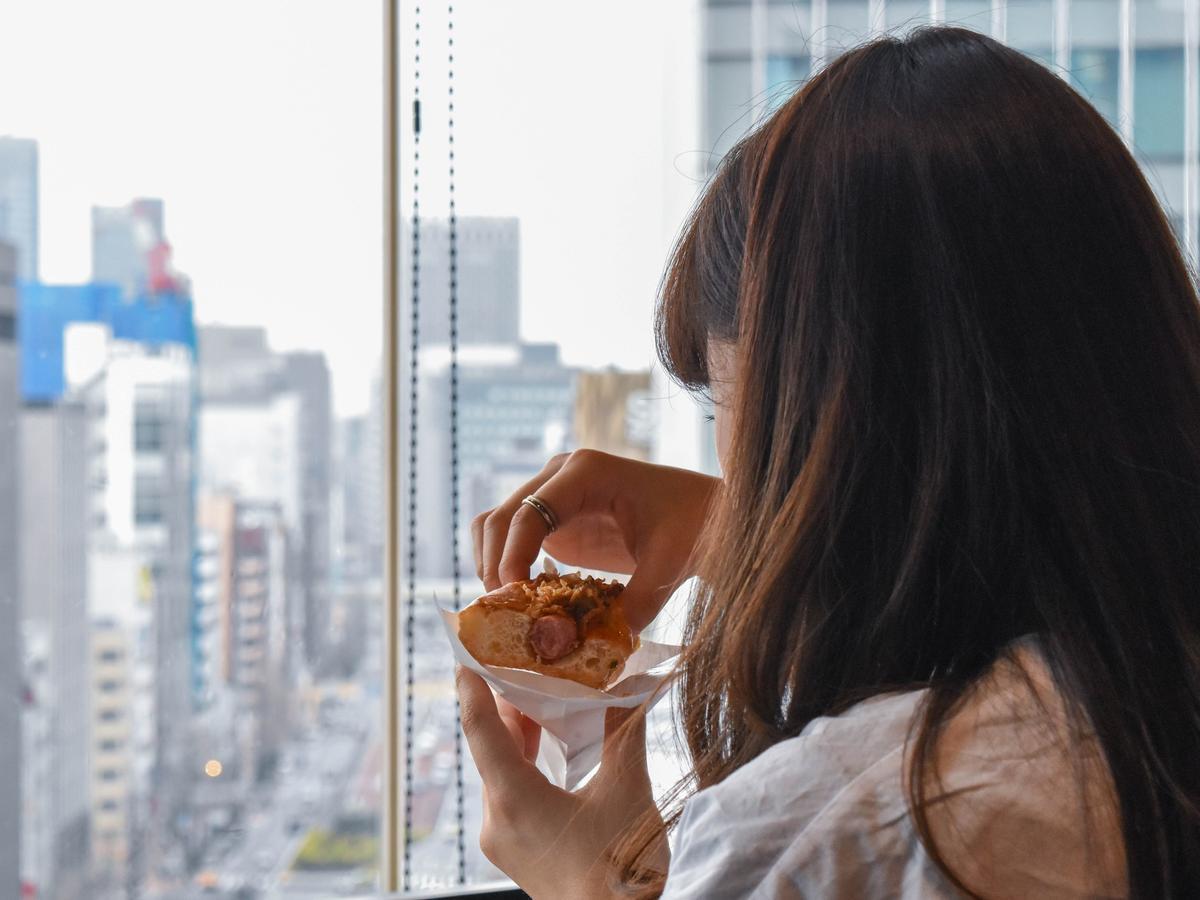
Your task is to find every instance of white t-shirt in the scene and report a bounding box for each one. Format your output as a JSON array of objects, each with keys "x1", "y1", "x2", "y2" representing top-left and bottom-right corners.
[{"x1": 662, "y1": 641, "x2": 1126, "y2": 899}]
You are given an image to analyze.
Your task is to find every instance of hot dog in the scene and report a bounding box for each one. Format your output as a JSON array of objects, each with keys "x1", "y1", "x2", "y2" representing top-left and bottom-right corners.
[{"x1": 455, "y1": 568, "x2": 636, "y2": 689}]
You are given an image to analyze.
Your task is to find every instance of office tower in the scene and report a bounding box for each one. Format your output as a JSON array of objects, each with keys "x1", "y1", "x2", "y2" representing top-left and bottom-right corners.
[
  {"x1": 700, "y1": 1, "x2": 1198, "y2": 247},
  {"x1": 403, "y1": 217, "x2": 521, "y2": 346},
  {"x1": 0, "y1": 241, "x2": 21, "y2": 900},
  {"x1": 19, "y1": 400, "x2": 91, "y2": 899},
  {"x1": 78, "y1": 341, "x2": 196, "y2": 885},
  {"x1": 0, "y1": 137, "x2": 38, "y2": 281},
  {"x1": 415, "y1": 342, "x2": 575, "y2": 578},
  {"x1": 92, "y1": 197, "x2": 190, "y2": 299},
  {"x1": 198, "y1": 325, "x2": 332, "y2": 673}
]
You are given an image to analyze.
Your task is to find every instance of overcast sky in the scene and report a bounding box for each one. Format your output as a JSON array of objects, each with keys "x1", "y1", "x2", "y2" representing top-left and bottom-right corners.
[{"x1": 0, "y1": 0, "x2": 704, "y2": 414}]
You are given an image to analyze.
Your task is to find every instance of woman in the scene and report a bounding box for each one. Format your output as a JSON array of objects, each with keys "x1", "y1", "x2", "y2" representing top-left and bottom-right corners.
[{"x1": 458, "y1": 25, "x2": 1200, "y2": 898}]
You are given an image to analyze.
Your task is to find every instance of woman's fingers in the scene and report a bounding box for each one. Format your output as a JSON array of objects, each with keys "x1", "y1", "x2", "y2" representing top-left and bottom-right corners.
[
  {"x1": 479, "y1": 454, "x2": 570, "y2": 591},
  {"x1": 496, "y1": 468, "x2": 585, "y2": 585},
  {"x1": 456, "y1": 667, "x2": 538, "y2": 789},
  {"x1": 471, "y1": 511, "x2": 488, "y2": 581}
]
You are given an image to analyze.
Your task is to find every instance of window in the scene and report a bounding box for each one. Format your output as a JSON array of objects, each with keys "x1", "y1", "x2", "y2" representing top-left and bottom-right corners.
[
  {"x1": 8, "y1": 4, "x2": 1200, "y2": 900},
  {"x1": 132, "y1": 478, "x2": 164, "y2": 526},
  {"x1": 133, "y1": 402, "x2": 165, "y2": 453},
  {"x1": 1135, "y1": 47, "x2": 1185, "y2": 160}
]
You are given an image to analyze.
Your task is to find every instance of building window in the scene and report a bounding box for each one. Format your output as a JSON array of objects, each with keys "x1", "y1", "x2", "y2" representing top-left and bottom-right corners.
[
  {"x1": 133, "y1": 410, "x2": 166, "y2": 453},
  {"x1": 99, "y1": 649, "x2": 123, "y2": 664},
  {"x1": 0, "y1": 311, "x2": 14, "y2": 341},
  {"x1": 99, "y1": 739, "x2": 121, "y2": 753},
  {"x1": 1070, "y1": 47, "x2": 1119, "y2": 129},
  {"x1": 134, "y1": 476, "x2": 164, "y2": 525},
  {"x1": 99, "y1": 769, "x2": 120, "y2": 782},
  {"x1": 100, "y1": 799, "x2": 120, "y2": 812},
  {"x1": 1135, "y1": 47, "x2": 1185, "y2": 161},
  {"x1": 765, "y1": 54, "x2": 809, "y2": 109},
  {"x1": 99, "y1": 680, "x2": 121, "y2": 692},
  {"x1": 99, "y1": 710, "x2": 120, "y2": 723}
]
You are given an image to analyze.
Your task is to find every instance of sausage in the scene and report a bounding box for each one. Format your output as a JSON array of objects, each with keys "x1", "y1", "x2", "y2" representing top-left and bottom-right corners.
[{"x1": 528, "y1": 614, "x2": 579, "y2": 661}]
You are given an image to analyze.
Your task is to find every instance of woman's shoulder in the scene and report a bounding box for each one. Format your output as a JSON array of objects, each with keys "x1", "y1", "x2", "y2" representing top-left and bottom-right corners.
[{"x1": 663, "y1": 640, "x2": 1126, "y2": 899}]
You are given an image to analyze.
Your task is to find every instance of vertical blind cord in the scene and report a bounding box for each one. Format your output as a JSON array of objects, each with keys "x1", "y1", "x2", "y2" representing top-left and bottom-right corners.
[
  {"x1": 447, "y1": 0, "x2": 468, "y2": 885},
  {"x1": 403, "y1": 2, "x2": 422, "y2": 892}
]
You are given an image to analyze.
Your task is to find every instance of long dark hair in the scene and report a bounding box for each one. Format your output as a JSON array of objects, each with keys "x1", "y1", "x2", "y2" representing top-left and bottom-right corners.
[{"x1": 620, "y1": 25, "x2": 1200, "y2": 897}]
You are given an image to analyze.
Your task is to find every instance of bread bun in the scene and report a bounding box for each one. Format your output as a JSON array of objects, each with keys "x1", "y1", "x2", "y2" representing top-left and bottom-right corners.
[{"x1": 456, "y1": 572, "x2": 636, "y2": 689}]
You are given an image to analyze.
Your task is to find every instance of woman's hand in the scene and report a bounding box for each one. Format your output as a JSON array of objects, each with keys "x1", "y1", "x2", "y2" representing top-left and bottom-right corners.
[
  {"x1": 471, "y1": 449, "x2": 720, "y2": 631},
  {"x1": 457, "y1": 666, "x2": 665, "y2": 898}
]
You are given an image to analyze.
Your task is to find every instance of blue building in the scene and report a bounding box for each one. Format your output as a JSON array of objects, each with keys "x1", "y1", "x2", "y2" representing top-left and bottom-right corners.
[{"x1": 18, "y1": 281, "x2": 195, "y2": 403}]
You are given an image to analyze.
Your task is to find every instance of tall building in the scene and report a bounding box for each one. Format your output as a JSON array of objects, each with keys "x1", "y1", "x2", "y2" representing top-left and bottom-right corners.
[
  {"x1": 198, "y1": 325, "x2": 332, "y2": 673},
  {"x1": 701, "y1": 0, "x2": 1200, "y2": 249},
  {"x1": 0, "y1": 240, "x2": 21, "y2": 900},
  {"x1": 19, "y1": 400, "x2": 91, "y2": 899},
  {"x1": 0, "y1": 137, "x2": 38, "y2": 281},
  {"x1": 76, "y1": 342, "x2": 197, "y2": 824},
  {"x1": 403, "y1": 218, "x2": 521, "y2": 346}
]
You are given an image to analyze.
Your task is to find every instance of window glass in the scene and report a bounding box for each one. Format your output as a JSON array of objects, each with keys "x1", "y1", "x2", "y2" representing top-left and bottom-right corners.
[
  {"x1": 5, "y1": 3, "x2": 381, "y2": 899},
  {"x1": 1135, "y1": 47, "x2": 1185, "y2": 160},
  {"x1": 1071, "y1": 47, "x2": 1120, "y2": 127},
  {"x1": 766, "y1": 54, "x2": 810, "y2": 109},
  {"x1": 5, "y1": 2, "x2": 1199, "y2": 899}
]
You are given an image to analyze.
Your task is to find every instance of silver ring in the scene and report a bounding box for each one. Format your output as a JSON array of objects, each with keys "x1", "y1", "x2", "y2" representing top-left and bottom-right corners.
[{"x1": 521, "y1": 495, "x2": 559, "y2": 533}]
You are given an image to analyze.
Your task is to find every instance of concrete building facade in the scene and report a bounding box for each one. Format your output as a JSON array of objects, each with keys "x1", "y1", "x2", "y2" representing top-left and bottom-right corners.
[{"x1": 19, "y1": 400, "x2": 91, "y2": 898}]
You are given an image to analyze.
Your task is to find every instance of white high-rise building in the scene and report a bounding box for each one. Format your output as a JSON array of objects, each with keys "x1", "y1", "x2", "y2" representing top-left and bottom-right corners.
[{"x1": 72, "y1": 336, "x2": 196, "y2": 886}]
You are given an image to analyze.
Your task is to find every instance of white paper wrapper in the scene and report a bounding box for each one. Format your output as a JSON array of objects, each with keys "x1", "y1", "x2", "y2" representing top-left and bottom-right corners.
[{"x1": 440, "y1": 606, "x2": 679, "y2": 790}]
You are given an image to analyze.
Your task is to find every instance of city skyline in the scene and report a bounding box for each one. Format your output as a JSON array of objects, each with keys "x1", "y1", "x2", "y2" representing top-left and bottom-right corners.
[{"x1": 0, "y1": 0, "x2": 702, "y2": 416}]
